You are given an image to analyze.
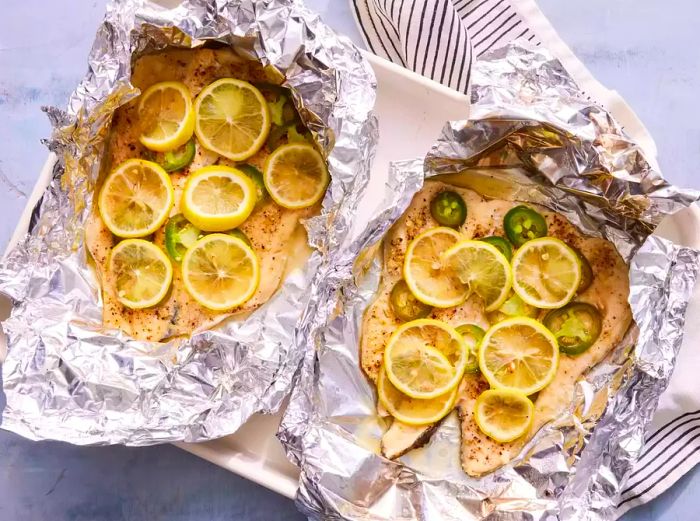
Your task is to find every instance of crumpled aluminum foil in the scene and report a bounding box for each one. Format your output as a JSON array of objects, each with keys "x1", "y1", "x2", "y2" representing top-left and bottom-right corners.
[
  {"x1": 279, "y1": 43, "x2": 700, "y2": 520},
  {"x1": 0, "y1": 0, "x2": 377, "y2": 445}
]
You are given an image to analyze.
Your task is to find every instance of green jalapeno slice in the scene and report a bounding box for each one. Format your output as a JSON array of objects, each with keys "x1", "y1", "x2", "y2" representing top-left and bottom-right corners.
[
  {"x1": 390, "y1": 279, "x2": 433, "y2": 322},
  {"x1": 503, "y1": 205, "x2": 547, "y2": 246},
  {"x1": 158, "y1": 139, "x2": 196, "y2": 172},
  {"x1": 543, "y1": 302, "x2": 602, "y2": 355},
  {"x1": 430, "y1": 191, "x2": 467, "y2": 228},
  {"x1": 571, "y1": 246, "x2": 593, "y2": 294},
  {"x1": 455, "y1": 323, "x2": 486, "y2": 373},
  {"x1": 480, "y1": 236, "x2": 513, "y2": 261},
  {"x1": 228, "y1": 229, "x2": 252, "y2": 247},
  {"x1": 164, "y1": 214, "x2": 201, "y2": 262},
  {"x1": 236, "y1": 164, "x2": 268, "y2": 207}
]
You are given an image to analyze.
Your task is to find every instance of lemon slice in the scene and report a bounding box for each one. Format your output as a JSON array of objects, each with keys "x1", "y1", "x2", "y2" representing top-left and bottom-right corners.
[
  {"x1": 181, "y1": 233, "x2": 260, "y2": 311},
  {"x1": 138, "y1": 81, "x2": 195, "y2": 152},
  {"x1": 182, "y1": 166, "x2": 257, "y2": 232},
  {"x1": 443, "y1": 240, "x2": 512, "y2": 312},
  {"x1": 108, "y1": 239, "x2": 173, "y2": 309},
  {"x1": 403, "y1": 227, "x2": 468, "y2": 308},
  {"x1": 98, "y1": 159, "x2": 175, "y2": 238},
  {"x1": 194, "y1": 78, "x2": 270, "y2": 161},
  {"x1": 377, "y1": 366, "x2": 457, "y2": 426},
  {"x1": 479, "y1": 317, "x2": 559, "y2": 395},
  {"x1": 474, "y1": 389, "x2": 534, "y2": 443},
  {"x1": 384, "y1": 319, "x2": 468, "y2": 399},
  {"x1": 511, "y1": 237, "x2": 581, "y2": 309},
  {"x1": 263, "y1": 143, "x2": 329, "y2": 209}
]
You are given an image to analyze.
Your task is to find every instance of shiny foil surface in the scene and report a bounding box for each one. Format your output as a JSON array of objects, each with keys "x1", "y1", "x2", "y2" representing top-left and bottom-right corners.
[
  {"x1": 0, "y1": 0, "x2": 377, "y2": 445},
  {"x1": 279, "y1": 43, "x2": 700, "y2": 520}
]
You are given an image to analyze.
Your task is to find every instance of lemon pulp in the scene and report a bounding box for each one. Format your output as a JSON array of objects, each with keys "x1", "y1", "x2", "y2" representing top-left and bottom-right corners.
[
  {"x1": 138, "y1": 81, "x2": 195, "y2": 152},
  {"x1": 403, "y1": 227, "x2": 468, "y2": 308},
  {"x1": 194, "y1": 78, "x2": 270, "y2": 161},
  {"x1": 108, "y1": 239, "x2": 173, "y2": 309},
  {"x1": 98, "y1": 159, "x2": 174, "y2": 238},
  {"x1": 181, "y1": 234, "x2": 260, "y2": 311},
  {"x1": 263, "y1": 143, "x2": 329, "y2": 209}
]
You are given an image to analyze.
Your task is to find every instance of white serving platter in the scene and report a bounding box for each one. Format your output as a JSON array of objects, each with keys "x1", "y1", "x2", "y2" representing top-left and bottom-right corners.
[{"x1": 1, "y1": 51, "x2": 699, "y2": 501}]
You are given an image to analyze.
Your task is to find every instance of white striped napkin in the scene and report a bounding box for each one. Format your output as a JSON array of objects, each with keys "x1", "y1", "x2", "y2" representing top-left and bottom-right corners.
[
  {"x1": 351, "y1": 0, "x2": 700, "y2": 516},
  {"x1": 351, "y1": 0, "x2": 539, "y2": 92}
]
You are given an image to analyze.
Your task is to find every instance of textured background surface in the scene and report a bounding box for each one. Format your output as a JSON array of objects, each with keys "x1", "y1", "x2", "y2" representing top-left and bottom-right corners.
[{"x1": 1, "y1": 0, "x2": 698, "y2": 519}]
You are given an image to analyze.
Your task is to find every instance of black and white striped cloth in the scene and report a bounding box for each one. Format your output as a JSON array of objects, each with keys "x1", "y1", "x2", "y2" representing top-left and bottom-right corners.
[
  {"x1": 351, "y1": 0, "x2": 540, "y2": 92},
  {"x1": 350, "y1": 0, "x2": 700, "y2": 516}
]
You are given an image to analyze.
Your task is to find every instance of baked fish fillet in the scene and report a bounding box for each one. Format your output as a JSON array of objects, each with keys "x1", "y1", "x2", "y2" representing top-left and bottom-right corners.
[
  {"x1": 361, "y1": 180, "x2": 632, "y2": 474},
  {"x1": 86, "y1": 48, "x2": 317, "y2": 342}
]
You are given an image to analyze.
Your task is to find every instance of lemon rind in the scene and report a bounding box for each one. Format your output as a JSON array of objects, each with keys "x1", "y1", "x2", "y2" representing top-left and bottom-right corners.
[
  {"x1": 181, "y1": 233, "x2": 260, "y2": 311},
  {"x1": 98, "y1": 159, "x2": 175, "y2": 238},
  {"x1": 182, "y1": 166, "x2": 257, "y2": 232},
  {"x1": 443, "y1": 239, "x2": 513, "y2": 312},
  {"x1": 383, "y1": 318, "x2": 468, "y2": 400},
  {"x1": 138, "y1": 81, "x2": 195, "y2": 152},
  {"x1": 403, "y1": 227, "x2": 468, "y2": 308},
  {"x1": 478, "y1": 316, "x2": 560, "y2": 396},
  {"x1": 263, "y1": 143, "x2": 329, "y2": 210},
  {"x1": 474, "y1": 389, "x2": 534, "y2": 443},
  {"x1": 108, "y1": 239, "x2": 173, "y2": 309},
  {"x1": 378, "y1": 367, "x2": 458, "y2": 426},
  {"x1": 193, "y1": 78, "x2": 270, "y2": 161},
  {"x1": 511, "y1": 237, "x2": 582, "y2": 309}
]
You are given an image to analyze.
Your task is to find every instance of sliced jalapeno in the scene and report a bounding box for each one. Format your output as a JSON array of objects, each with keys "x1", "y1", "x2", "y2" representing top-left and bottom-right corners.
[
  {"x1": 252, "y1": 82, "x2": 287, "y2": 96},
  {"x1": 267, "y1": 96, "x2": 288, "y2": 126},
  {"x1": 158, "y1": 139, "x2": 196, "y2": 172},
  {"x1": 572, "y1": 246, "x2": 593, "y2": 294},
  {"x1": 430, "y1": 191, "x2": 467, "y2": 228},
  {"x1": 499, "y1": 293, "x2": 538, "y2": 318},
  {"x1": 456, "y1": 324, "x2": 485, "y2": 373},
  {"x1": 266, "y1": 125, "x2": 288, "y2": 150},
  {"x1": 390, "y1": 279, "x2": 433, "y2": 322},
  {"x1": 487, "y1": 292, "x2": 539, "y2": 325},
  {"x1": 287, "y1": 125, "x2": 311, "y2": 144},
  {"x1": 480, "y1": 236, "x2": 513, "y2": 261},
  {"x1": 504, "y1": 205, "x2": 547, "y2": 246},
  {"x1": 543, "y1": 302, "x2": 602, "y2": 355},
  {"x1": 256, "y1": 82, "x2": 298, "y2": 131},
  {"x1": 282, "y1": 101, "x2": 298, "y2": 126},
  {"x1": 164, "y1": 214, "x2": 201, "y2": 262},
  {"x1": 229, "y1": 228, "x2": 252, "y2": 247},
  {"x1": 237, "y1": 164, "x2": 268, "y2": 207}
]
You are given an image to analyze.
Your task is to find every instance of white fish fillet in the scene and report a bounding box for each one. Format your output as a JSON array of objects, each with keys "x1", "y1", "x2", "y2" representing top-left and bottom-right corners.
[{"x1": 360, "y1": 180, "x2": 632, "y2": 475}]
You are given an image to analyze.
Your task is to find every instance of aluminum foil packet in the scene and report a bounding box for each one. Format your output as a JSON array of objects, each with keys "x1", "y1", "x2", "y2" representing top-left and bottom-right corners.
[
  {"x1": 0, "y1": 0, "x2": 377, "y2": 444},
  {"x1": 279, "y1": 43, "x2": 700, "y2": 520}
]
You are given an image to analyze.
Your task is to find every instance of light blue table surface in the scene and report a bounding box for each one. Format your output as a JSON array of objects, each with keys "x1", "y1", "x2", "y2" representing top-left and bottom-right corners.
[{"x1": 1, "y1": 1, "x2": 698, "y2": 519}]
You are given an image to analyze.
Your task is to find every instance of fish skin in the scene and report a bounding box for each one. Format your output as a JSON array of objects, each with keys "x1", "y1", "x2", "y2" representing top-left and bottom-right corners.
[
  {"x1": 361, "y1": 181, "x2": 632, "y2": 475},
  {"x1": 86, "y1": 48, "x2": 317, "y2": 342},
  {"x1": 381, "y1": 421, "x2": 441, "y2": 460}
]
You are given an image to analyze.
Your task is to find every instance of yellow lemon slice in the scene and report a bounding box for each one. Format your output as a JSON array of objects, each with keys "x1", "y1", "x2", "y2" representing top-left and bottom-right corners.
[
  {"x1": 384, "y1": 319, "x2": 468, "y2": 399},
  {"x1": 479, "y1": 317, "x2": 559, "y2": 395},
  {"x1": 138, "y1": 81, "x2": 195, "y2": 152},
  {"x1": 443, "y1": 240, "x2": 512, "y2": 312},
  {"x1": 181, "y1": 233, "x2": 260, "y2": 311},
  {"x1": 263, "y1": 143, "x2": 329, "y2": 209},
  {"x1": 194, "y1": 78, "x2": 270, "y2": 161},
  {"x1": 377, "y1": 366, "x2": 458, "y2": 426},
  {"x1": 403, "y1": 227, "x2": 468, "y2": 308},
  {"x1": 98, "y1": 159, "x2": 174, "y2": 238},
  {"x1": 474, "y1": 389, "x2": 534, "y2": 443},
  {"x1": 181, "y1": 166, "x2": 257, "y2": 232},
  {"x1": 108, "y1": 239, "x2": 173, "y2": 309},
  {"x1": 511, "y1": 237, "x2": 581, "y2": 309}
]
